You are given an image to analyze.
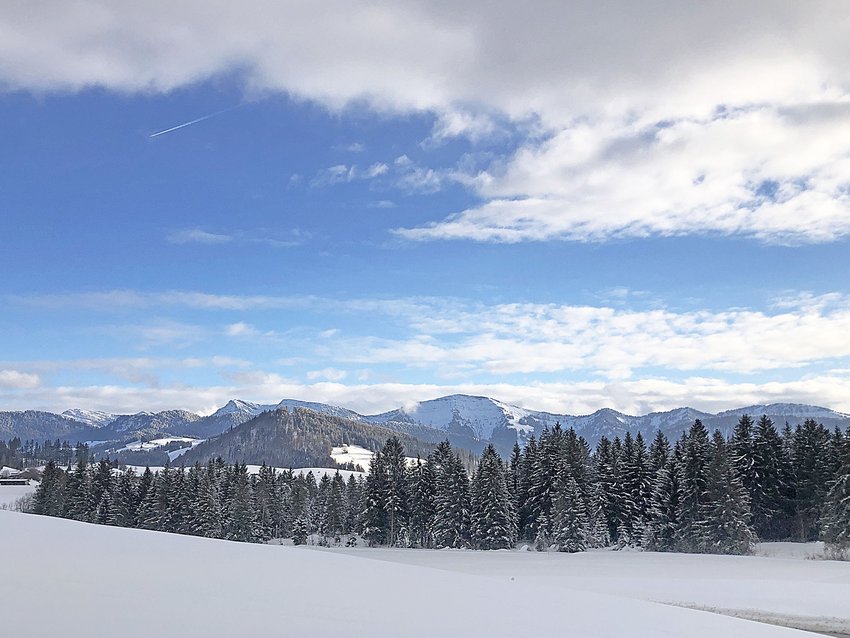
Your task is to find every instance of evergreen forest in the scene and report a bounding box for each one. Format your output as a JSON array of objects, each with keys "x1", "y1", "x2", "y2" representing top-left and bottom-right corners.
[{"x1": 23, "y1": 415, "x2": 850, "y2": 557}]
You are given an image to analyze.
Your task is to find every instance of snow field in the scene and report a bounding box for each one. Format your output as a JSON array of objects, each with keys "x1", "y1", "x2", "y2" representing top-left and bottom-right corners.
[
  {"x1": 112, "y1": 436, "x2": 205, "y2": 461},
  {"x1": 330, "y1": 444, "x2": 421, "y2": 472},
  {"x1": 322, "y1": 545, "x2": 850, "y2": 636},
  {"x1": 0, "y1": 481, "x2": 36, "y2": 509},
  {"x1": 0, "y1": 511, "x2": 820, "y2": 638}
]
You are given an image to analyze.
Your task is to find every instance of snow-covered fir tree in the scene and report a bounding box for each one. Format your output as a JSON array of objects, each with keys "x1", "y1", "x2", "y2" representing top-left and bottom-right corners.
[
  {"x1": 675, "y1": 420, "x2": 712, "y2": 552},
  {"x1": 432, "y1": 448, "x2": 471, "y2": 549},
  {"x1": 408, "y1": 458, "x2": 436, "y2": 548},
  {"x1": 697, "y1": 430, "x2": 756, "y2": 555},
  {"x1": 470, "y1": 444, "x2": 516, "y2": 550},
  {"x1": 551, "y1": 474, "x2": 588, "y2": 552}
]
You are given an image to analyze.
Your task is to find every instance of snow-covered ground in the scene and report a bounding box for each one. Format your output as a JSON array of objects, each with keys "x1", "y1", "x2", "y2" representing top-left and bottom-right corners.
[
  {"x1": 330, "y1": 444, "x2": 421, "y2": 472},
  {"x1": 113, "y1": 436, "x2": 204, "y2": 461},
  {"x1": 331, "y1": 444, "x2": 374, "y2": 470},
  {"x1": 320, "y1": 545, "x2": 850, "y2": 636},
  {"x1": 0, "y1": 481, "x2": 36, "y2": 509},
  {"x1": 0, "y1": 511, "x2": 826, "y2": 638},
  {"x1": 755, "y1": 541, "x2": 825, "y2": 560}
]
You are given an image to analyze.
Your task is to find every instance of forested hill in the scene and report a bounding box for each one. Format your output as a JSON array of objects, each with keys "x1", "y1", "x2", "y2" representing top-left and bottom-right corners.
[{"x1": 178, "y1": 407, "x2": 453, "y2": 468}]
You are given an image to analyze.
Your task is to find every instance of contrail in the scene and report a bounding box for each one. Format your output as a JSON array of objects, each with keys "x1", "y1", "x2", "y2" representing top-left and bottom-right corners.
[{"x1": 149, "y1": 104, "x2": 243, "y2": 138}]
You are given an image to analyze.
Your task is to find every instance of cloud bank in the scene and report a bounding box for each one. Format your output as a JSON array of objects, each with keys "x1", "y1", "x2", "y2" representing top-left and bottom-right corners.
[{"x1": 2, "y1": 1, "x2": 849, "y2": 243}]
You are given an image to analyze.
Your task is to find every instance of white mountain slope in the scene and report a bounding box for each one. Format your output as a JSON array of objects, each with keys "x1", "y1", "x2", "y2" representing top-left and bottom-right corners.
[
  {"x1": 61, "y1": 409, "x2": 117, "y2": 428},
  {"x1": 368, "y1": 394, "x2": 559, "y2": 440},
  {"x1": 211, "y1": 398, "x2": 365, "y2": 422},
  {"x1": 0, "y1": 511, "x2": 818, "y2": 638},
  {"x1": 211, "y1": 399, "x2": 270, "y2": 418},
  {"x1": 275, "y1": 398, "x2": 365, "y2": 421}
]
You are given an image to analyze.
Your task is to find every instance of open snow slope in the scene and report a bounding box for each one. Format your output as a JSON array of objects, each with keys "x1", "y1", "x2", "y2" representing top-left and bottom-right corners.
[
  {"x1": 0, "y1": 481, "x2": 36, "y2": 509},
  {"x1": 325, "y1": 547, "x2": 850, "y2": 636},
  {"x1": 0, "y1": 511, "x2": 818, "y2": 638}
]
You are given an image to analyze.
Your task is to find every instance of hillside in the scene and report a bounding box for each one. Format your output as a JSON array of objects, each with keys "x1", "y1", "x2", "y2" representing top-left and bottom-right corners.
[
  {"x1": 0, "y1": 510, "x2": 830, "y2": 637},
  {"x1": 0, "y1": 410, "x2": 99, "y2": 442},
  {"x1": 178, "y1": 407, "x2": 451, "y2": 468}
]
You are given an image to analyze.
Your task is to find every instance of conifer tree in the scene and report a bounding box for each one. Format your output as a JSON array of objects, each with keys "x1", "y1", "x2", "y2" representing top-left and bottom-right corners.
[
  {"x1": 516, "y1": 435, "x2": 538, "y2": 539},
  {"x1": 227, "y1": 463, "x2": 258, "y2": 542},
  {"x1": 507, "y1": 442, "x2": 522, "y2": 510},
  {"x1": 112, "y1": 468, "x2": 138, "y2": 527},
  {"x1": 33, "y1": 460, "x2": 64, "y2": 517},
  {"x1": 526, "y1": 425, "x2": 564, "y2": 538},
  {"x1": 618, "y1": 432, "x2": 650, "y2": 545},
  {"x1": 594, "y1": 436, "x2": 623, "y2": 542},
  {"x1": 648, "y1": 431, "x2": 670, "y2": 476},
  {"x1": 164, "y1": 467, "x2": 190, "y2": 534},
  {"x1": 792, "y1": 419, "x2": 833, "y2": 540},
  {"x1": 730, "y1": 414, "x2": 757, "y2": 502},
  {"x1": 432, "y1": 451, "x2": 471, "y2": 548},
  {"x1": 820, "y1": 432, "x2": 850, "y2": 558},
  {"x1": 363, "y1": 450, "x2": 388, "y2": 545},
  {"x1": 751, "y1": 415, "x2": 790, "y2": 539},
  {"x1": 551, "y1": 474, "x2": 588, "y2": 552},
  {"x1": 675, "y1": 420, "x2": 711, "y2": 552},
  {"x1": 95, "y1": 488, "x2": 115, "y2": 525},
  {"x1": 698, "y1": 431, "x2": 756, "y2": 555},
  {"x1": 292, "y1": 515, "x2": 308, "y2": 545},
  {"x1": 315, "y1": 473, "x2": 332, "y2": 537},
  {"x1": 192, "y1": 464, "x2": 224, "y2": 538},
  {"x1": 325, "y1": 471, "x2": 347, "y2": 539},
  {"x1": 470, "y1": 445, "x2": 516, "y2": 550},
  {"x1": 408, "y1": 458, "x2": 437, "y2": 548},
  {"x1": 64, "y1": 457, "x2": 91, "y2": 521},
  {"x1": 643, "y1": 450, "x2": 681, "y2": 551},
  {"x1": 344, "y1": 474, "x2": 362, "y2": 535},
  {"x1": 135, "y1": 467, "x2": 154, "y2": 526},
  {"x1": 583, "y1": 481, "x2": 610, "y2": 548},
  {"x1": 382, "y1": 437, "x2": 409, "y2": 546}
]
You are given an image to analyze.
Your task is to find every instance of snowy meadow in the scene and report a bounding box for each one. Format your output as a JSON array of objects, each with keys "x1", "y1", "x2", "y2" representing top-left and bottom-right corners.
[{"x1": 3, "y1": 510, "x2": 849, "y2": 638}]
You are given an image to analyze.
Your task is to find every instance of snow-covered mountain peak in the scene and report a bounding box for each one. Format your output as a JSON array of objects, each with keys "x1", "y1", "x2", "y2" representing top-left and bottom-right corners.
[
  {"x1": 275, "y1": 399, "x2": 364, "y2": 421},
  {"x1": 372, "y1": 394, "x2": 553, "y2": 440},
  {"x1": 61, "y1": 409, "x2": 117, "y2": 428},
  {"x1": 212, "y1": 399, "x2": 269, "y2": 417}
]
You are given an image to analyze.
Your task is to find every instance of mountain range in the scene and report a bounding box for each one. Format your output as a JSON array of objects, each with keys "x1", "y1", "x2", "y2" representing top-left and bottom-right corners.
[{"x1": 2, "y1": 395, "x2": 848, "y2": 459}]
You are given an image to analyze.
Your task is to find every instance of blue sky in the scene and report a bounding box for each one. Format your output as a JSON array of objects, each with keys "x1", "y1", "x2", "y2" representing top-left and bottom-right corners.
[{"x1": 2, "y1": 2, "x2": 850, "y2": 416}]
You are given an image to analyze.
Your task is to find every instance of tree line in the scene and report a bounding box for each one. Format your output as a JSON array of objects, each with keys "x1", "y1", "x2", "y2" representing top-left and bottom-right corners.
[
  {"x1": 1, "y1": 438, "x2": 86, "y2": 469},
  {"x1": 27, "y1": 415, "x2": 850, "y2": 556}
]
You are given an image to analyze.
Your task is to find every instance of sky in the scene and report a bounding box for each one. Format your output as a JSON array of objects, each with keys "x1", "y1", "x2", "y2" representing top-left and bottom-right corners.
[{"x1": 2, "y1": 1, "x2": 850, "y2": 417}]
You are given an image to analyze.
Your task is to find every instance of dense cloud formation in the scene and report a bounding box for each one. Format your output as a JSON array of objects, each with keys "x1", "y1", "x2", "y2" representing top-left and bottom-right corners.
[{"x1": 2, "y1": 1, "x2": 849, "y2": 242}]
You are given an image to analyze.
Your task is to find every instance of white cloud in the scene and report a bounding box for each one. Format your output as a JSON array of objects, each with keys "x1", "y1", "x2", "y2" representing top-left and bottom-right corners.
[
  {"x1": 306, "y1": 367, "x2": 348, "y2": 382},
  {"x1": 363, "y1": 162, "x2": 389, "y2": 178},
  {"x1": 369, "y1": 200, "x2": 396, "y2": 209},
  {"x1": 166, "y1": 228, "x2": 232, "y2": 245},
  {"x1": 225, "y1": 322, "x2": 258, "y2": 337},
  {"x1": 399, "y1": 106, "x2": 850, "y2": 243},
  {"x1": 318, "y1": 297, "x2": 850, "y2": 380},
  {"x1": 0, "y1": 370, "x2": 41, "y2": 389},
  {"x1": 427, "y1": 110, "x2": 498, "y2": 144},
  {"x1": 12, "y1": 289, "x2": 850, "y2": 379},
  {"x1": 4, "y1": 3, "x2": 848, "y2": 242},
  {"x1": 311, "y1": 162, "x2": 389, "y2": 186}
]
